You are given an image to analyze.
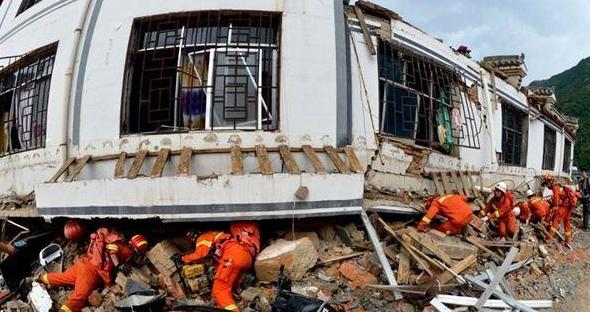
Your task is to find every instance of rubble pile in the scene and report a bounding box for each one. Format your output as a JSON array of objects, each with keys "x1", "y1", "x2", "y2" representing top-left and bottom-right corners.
[{"x1": 0, "y1": 204, "x2": 588, "y2": 311}]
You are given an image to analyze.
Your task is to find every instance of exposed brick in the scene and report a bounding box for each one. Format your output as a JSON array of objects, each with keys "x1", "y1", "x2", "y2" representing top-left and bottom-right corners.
[{"x1": 338, "y1": 262, "x2": 378, "y2": 290}]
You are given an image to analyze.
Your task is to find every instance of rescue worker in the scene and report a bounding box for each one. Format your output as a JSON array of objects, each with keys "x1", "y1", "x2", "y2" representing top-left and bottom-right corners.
[
  {"x1": 38, "y1": 228, "x2": 148, "y2": 312},
  {"x1": 518, "y1": 190, "x2": 549, "y2": 224},
  {"x1": 480, "y1": 182, "x2": 517, "y2": 238},
  {"x1": 548, "y1": 186, "x2": 579, "y2": 242},
  {"x1": 416, "y1": 194, "x2": 473, "y2": 235},
  {"x1": 172, "y1": 221, "x2": 261, "y2": 311},
  {"x1": 578, "y1": 171, "x2": 590, "y2": 230},
  {"x1": 542, "y1": 174, "x2": 562, "y2": 224}
]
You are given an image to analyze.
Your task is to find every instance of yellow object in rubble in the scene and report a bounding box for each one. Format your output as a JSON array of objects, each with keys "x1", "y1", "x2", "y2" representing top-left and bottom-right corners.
[{"x1": 182, "y1": 264, "x2": 205, "y2": 279}]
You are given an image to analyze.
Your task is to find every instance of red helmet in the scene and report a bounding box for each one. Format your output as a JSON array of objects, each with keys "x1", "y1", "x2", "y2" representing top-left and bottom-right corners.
[
  {"x1": 230, "y1": 221, "x2": 260, "y2": 253},
  {"x1": 64, "y1": 220, "x2": 86, "y2": 241},
  {"x1": 129, "y1": 234, "x2": 149, "y2": 253}
]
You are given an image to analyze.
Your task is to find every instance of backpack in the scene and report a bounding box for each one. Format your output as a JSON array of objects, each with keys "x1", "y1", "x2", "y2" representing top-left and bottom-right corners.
[{"x1": 86, "y1": 228, "x2": 122, "y2": 271}]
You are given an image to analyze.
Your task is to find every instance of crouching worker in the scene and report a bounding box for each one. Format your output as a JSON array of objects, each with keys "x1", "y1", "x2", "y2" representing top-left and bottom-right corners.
[
  {"x1": 172, "y1": 221, "x2": 261, "y2": 311},
  {"x1": 519, "y1": 190, "x2": 549, "y2": 224},
  {"x1": 480, "y1": 182, "x2": 517, "y2": 238},
  {"x1": 39, "y1": 228, "x2": 148, "y2": 312},
  {"x1": 417, "y1": 194, "x2": 473, "y2": 235}
]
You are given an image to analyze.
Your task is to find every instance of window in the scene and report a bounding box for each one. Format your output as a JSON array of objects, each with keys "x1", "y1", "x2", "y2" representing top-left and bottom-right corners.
[
  {"x1": 122, "y1": 11, "x2": 280, "y2": 134},
  {"x1": 542, "y1": 126, "x2": 556, "y2": 170},
  {"x1": 16, "y1": 0, "x2": 42, "y2": 16},
  {"x1": 563, "y1": 138, "x2": 572, "y2": 173},
  {"x1": 377, "y1": 40, "x2": 479, "y2": 154},
  {"x1": 500, "y1": 103, "x2": 528, "y2": 166},
  {"x1": 0, "y1": 43, "x2": 56, "y2": 156}
]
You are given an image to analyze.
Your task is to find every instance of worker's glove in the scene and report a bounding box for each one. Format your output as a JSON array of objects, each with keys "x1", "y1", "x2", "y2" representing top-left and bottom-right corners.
[
  {"x1": 170, "y1": 253, "x2": 183, "y2": 264},
  {"x1": 12, "y1": 240, "x2": 27, "y2": 250},
  {"x1": 481, "y1": 216, "x2": 489, "y2": 222},
  {"x1": 118, "y1": 263, "x2": 131, "y2": 276}
]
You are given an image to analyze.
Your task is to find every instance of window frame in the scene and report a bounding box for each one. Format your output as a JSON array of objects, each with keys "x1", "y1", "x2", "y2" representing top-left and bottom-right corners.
[
  {"x1": 500, "y1": 102, "x2": 528, "y2": 167},
  {"x1": 542, "y1": 126, "x2": 557, "y2": 170},
  {"x1": 562, "y1": 138, "x2": 572, "y2": 173},
  {"x1": 120, "y1": 11, "x2": 281, "y2": 135}
]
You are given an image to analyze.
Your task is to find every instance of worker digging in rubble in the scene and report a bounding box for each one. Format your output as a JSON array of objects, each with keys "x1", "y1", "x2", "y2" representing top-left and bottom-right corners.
[
  {"x1": 171, "y1": 221, "x2": 261, "y2": 312},
  {"x1": 479, "y1": 182, "x2": 517, "y2": 238},
  {"x1": 518, "y1": 189, "x2": 550, "y2": 225},
  {"x1": 38, "y1": 227, "x2": 148, "y2": 312},
  {"x1": 416, "y1": 194, "x2": 473, "y2": 235},
  {"x1": 548, "y1": 185, "x2": 580, "y2": 242}
]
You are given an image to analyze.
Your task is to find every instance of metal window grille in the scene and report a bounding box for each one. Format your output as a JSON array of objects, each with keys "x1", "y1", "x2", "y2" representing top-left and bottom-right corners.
[
  {"x1": 500, "y1": 103, "x2": 527, "y2": 166},
  {"x1": 377, "y1": 40, "x2": 480, "y2": 153},
  {"x1": 122, "y1": 11, "x2": 280, "y2": 134},
  {"x1": 563, "y1": 139, "x2": 571, "y2": 173},
  {"x1": 16, "y1": 0, "x2": 42, "y2": 16},
  {"x1": 0, "y1": 44, "x2": 56, "y2": 156},
  {"x1": 543, "y1": 126, "x2": 556, "y2": 170}
]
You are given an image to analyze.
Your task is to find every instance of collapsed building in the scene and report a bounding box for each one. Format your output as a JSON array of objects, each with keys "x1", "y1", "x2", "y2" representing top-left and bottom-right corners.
[{"x1": 0, "y1": 0, "x2": 583, "y2": 311}]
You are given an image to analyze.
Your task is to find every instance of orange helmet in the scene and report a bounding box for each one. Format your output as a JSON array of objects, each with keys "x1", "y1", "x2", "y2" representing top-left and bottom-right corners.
[
  {"x1": 129, "y1": 234, "x2": 149, "y2": 253},
  {"x1": 64, "y1": 219, "x2": 86, "y2": 241},
  {"x1": 230, "y1": 221, "x2": 261, "y2": 254},
  {"x1": 543, "y1": 174, "x2": 553, "y2": 183}
]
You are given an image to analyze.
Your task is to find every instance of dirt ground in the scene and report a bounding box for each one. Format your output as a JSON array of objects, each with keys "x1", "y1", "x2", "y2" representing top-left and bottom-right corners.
[{"x1": 555, "y1": 229, "x2": 590, "y2": 311}]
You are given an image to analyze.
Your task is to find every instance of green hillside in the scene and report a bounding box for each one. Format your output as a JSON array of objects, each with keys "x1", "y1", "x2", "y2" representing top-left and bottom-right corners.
[{"x1": 529, "y1": 57, "x2": 590, "y2": 170}]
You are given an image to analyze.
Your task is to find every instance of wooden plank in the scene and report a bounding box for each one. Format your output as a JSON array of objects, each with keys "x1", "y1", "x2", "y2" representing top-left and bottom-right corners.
[
  {"x1": 401, "y1": 234, "x2": 446, "y2": 272},
  {"x1": 150, "y1": 148, "x2": 170, "y2": 177},
  {"x1": 127, "y1": 150, "x2": 148, "y2": 179},
  {"x1": 319, "y1": 252, "x2": 365, "y2": 265},
  {"x1": 255, "y1": 145, "x2": 273, "y2": 175},
  {"x1": 431, "y1": 173, "x2": 445, "y2": 195},
  {"x1": 406, "y1": 228, "x2": 454, "y2": 266},
  {"x1": 353, "y1": 6, "x2": 376, "y2": 55},
  {"x1": 344, "y1": 147, "x2": 364, "y2": 173},
  {"x1": 466, "y1": 171, "x2": 478, "y2": 196},
  {"x1": 230, "y1": 146, "x2": 244, "y2": 175},
  {"x1": 361, "y1": 212, "x2": 402, "y2": 300},
  {"x1": 278, "y1": 145, "x2": 300, "y2": 174},
  {"x1": 475, "y1": 247, "x2": 519, "y2": 310},
  {"x1": 458, "y1": 171, "x2": 473, "y2": 197},
  {"x1": 114, "y1": 152, "x2": 127, "y2": 178},
  {"x1": 436, "y1": 254, "x2": 476, "y2": 284},
  {"x1": 176, "y1": 148, "x2": 192, "y2": 176},
  {"x1": 397, "y1": 250, "x2": 411, "y2": 284},
  {"x1": 324, "y1": 145, "x2": 347, "y2": 173},
  {"x1": 65, "y1": 155, "x2": 91, "y2": 182},
  {"x1": 47, "y1": 157, "x2": 76, "y2": 183},
  {"x1": 439, "y1": 172, "x2": 452, "y2": 194},
  {"x1": 465, "y1": 236, "x2": 503, "y2": 262},
  {"x1": 449, "y1": 171, "x2": 465, "y2": 196},
  {"x1": 302, "y1": 145, "x2": 326, "y2": 173}
]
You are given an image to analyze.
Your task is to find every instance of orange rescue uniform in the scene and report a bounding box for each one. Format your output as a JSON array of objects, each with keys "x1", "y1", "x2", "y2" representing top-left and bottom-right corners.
[
  {"x1": 182, "y1": 222, "x2": 260, "y2": 312},
  {"x1": 549, "y1": 187, "x2": 578, "y2": 242},
  {"x1": 519, "y1": 196, "x2": 549, "y2": 224},
  {"x1": 40, "y1": 234, "x2": 129, "y2": 312},
  {"x1": 417, "y1": 194, "x2": 473, "y2": 235},
  {"x1": 483, "y1": 191, "x2": 517, "y2": 237}
]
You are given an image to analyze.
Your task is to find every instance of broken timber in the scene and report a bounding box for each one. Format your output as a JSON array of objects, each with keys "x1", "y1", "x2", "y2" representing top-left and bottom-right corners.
[
  {"x1": 65, "y1": 155, "x2": 91, "y2": 182},
  {"x1": 353, "y1": 6, "x2": 376, "y2": 55},
  {"x1": 230, "y1": 146, "x2": 244, "y2": 175},
  {"x1": 344, "y1": 147, "x2": 364, "y2": 173},
  {"x1": 127, "y1": 150, "x2": 148, "y2": 178},
  {"x1": 176, "y1": 148, "x2": 192, "y2": 176},
  {"x1": 114, "y1": 152, "x2": 127, "y2": 178},
  {"x1": 150, "y1": 148, "x2": 170, "y2": 178},
  {"x1": 47, "y1": 157, "x2": 76, "y2": 183},
  {"x1": 255, "y1": 145, "x2": 273, "y2": 175},
  {"x1": 302, "y1": 145, "x2": 326, "y2": 173},
  {"x1": 278, "y1": 145, "x2": 300, "y2": 174},
  {"x1": 324, "y1": 145, "x2": 348, "y2": 173}
]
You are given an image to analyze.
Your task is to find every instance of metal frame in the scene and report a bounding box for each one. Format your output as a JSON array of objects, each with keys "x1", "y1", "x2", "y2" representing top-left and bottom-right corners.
[
  {"x1": 122, "y1": 11, "x2": 281, "y2": 134},
  {"x1": 500, "y1": 102, "x2": 527, "y2": 166}
]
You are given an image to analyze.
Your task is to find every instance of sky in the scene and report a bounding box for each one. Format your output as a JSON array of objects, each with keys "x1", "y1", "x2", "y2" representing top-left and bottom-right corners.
[{"x1": 372, "y1": 0, "x2": 590, "y2": 83}]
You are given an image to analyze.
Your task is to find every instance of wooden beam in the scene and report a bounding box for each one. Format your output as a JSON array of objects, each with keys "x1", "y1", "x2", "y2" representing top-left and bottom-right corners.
[
  {"x1": 430, "y1": 173, "x2": 445, "y2": 195},
  {"x1": 47, "y1": 157, "x2": 76, "y2": 183},
  {"x1": 318, "y1": 252, "x2": 365, "y2": 265},
  {"x1": 278, "y1": 145, "x2": 300, "y2": 174},
  {"x1": 458, "y1": 171, "x2": 472, "y2": 197},
  {"x1": 406, "y1": 228, "x2": 454, "y2": 266},
  {"x1": 150, "y1": 148, "x2": 170, "y2": 177},
  {"x1": 450, "y1": 171, "x2": 465, "y2": 196},
  {"x1": 397, "y1": 250, "x2": 411, "y2": 284},
  {"x1": 65, "y1": 156, "x2": 91, "y2": 182},
  {"x1": 255, "y1": 145, "x2": 273, "y2": 175},
  {"x1": 436, "y1": 254, "x2": 476, "y2": 284},
  {"x1": 361, "y1": 212, "x2": 402, "y2": 300},
  {"x1": 474, "y1": 247, "x2": 519, "y2": 310},
  {"x1": 344, "y1": 147, "x2": 364, "y2": 173},
  {"x1": 439, "y1": 172, "x2": 452, "y2": 194},
  {"x1": 114, "y1": 152, "x2": 127, "y2": 178},
  {"x1": 466, "y1": 171, "x2": 478, "y2": 196},
  {"x1": 176, "y1": 148, "x2": 192, "y2": 176},
  {"x1": 230, "y1": 146, "x2": 244, "y2": 175},
  {"x1": 354, "y1": 6, "x2": 377, "y2": 55},
  {"x1": 465, "y1": 236, "x2": 503, "y2": 262},
  {"x1": 302, "y1": 145, "x2": 326, "y2": 173},
  {"x1": 324, "y1": 145, "x2": 347, "y2": 173},
  {"x1": 127, "y1": 150, "x2": 148, "y2": 179}
]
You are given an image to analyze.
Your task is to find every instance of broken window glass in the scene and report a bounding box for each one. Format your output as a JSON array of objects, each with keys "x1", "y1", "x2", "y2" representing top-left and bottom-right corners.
[
  {"x1": 500, "y1": 103, "x2": 527, "y2": 167},
  {"x1": 543, "y1": 126, "x2": 556, "y2": 170},
  {"x1": 377, "y1": 40, "x2": 479, "y2": 154},
  {"x1": 0, "y1": 44, "x2": 56, "y2": 156},
  {"x1": 123, "y1": 11, "x2": 280, "y2": 134}
]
